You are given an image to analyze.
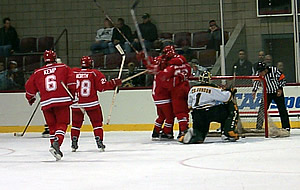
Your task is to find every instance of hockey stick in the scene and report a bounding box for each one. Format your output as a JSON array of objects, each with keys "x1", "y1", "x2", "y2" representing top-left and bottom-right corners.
[
  {"x1": 93, "y1": 0, "x2": 138, "y2": 53},
  {"x1": 60, "y1": 81, "x2": 85, "y2": 114},
  {"x1": 122, "y1": 70, "x2": 147, "y2": 83},
  {"x1": 14, "y1": 100, "x2": 40, "y2": 137},
  {"x1": 106, "y1": 44, "x2": 126, "y2": 125},
  {"x1": 130, "y1": 0, "x2": 151, "y2": 66}
]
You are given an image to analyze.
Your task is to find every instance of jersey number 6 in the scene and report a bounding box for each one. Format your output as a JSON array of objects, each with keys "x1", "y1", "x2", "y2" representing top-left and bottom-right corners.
[{"x1": 45, "y1": 74, "x2": 57, "y2": 92}]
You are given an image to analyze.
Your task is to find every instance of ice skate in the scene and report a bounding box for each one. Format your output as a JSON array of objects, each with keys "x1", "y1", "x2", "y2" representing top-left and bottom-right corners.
[
  {"x1": 160, "y1": 132, "x2": 174, "y2": 141},
  {"x1": 151, "y1": 128, "x2": 161, "y2": 141},
  {"x1": 71, "y1": 136, "x2": 78, "y2": 152},
  {"x1": 49, "y1": 141, "x2": 63, "y2": 161},
  {"x1": 222, "y1": 131, "x2": 239, "y2": 142},
  {"x1": 177, "y1": 130, "x2": 188, "y2": 141},
  {"x1": 95, "y1": 136, "x2": 105, "y2": 152},
  {"x1": 42, "y1": 125, "x2": 50, "y2": 138}
]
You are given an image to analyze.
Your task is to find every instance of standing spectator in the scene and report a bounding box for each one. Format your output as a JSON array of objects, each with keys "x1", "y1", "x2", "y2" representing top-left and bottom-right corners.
[
  {"x1": 207, "y1": 20, "x2": 221, "y2": 52},
  {"x1": 90, "y1": 18, "x2": 114, "y2": 55},
  {"x1": 133, "y1": 13, "x2": 158, "y2": 51},
  {"x1": 264, "y1": 54, "x2": 273, "y2": 66},
  {"x1": 0, "y1": 17, "x2": 19, "y2": 56},
  {"x1": 232, "y1": 49, "x2": 252, "y2": 76},
  {"x1": 7, "y1": 61, "x2": 24, "y2": 89},
  {"x1": 0, "y1": 62, "x2": 8, "y2": 90},
  {"x1": 277, "y1": 61, "x2": 284, "y2": 73},
  {"x1": 252, "y1": 62, "x2": 290, "y2": 131},
  {"x1": 111, "y1": 18, "x2": 132, "y2": 53},
  {"x1": 253, "y1": 50, "x2": 265, "y2": 75}
]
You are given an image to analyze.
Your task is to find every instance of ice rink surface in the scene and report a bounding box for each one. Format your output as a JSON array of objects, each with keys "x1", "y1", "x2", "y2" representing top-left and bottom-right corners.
[{"x1": 1, "y1": 130, "x2": 300, "y2": 190}]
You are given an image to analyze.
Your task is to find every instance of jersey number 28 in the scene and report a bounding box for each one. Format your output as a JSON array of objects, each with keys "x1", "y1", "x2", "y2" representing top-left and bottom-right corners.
[{"x1": 77, "y1": 79, "x2": 91, "y2": 97}]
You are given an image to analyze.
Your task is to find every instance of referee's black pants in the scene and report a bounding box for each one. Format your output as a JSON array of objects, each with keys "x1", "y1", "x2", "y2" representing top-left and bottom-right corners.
[{"x1": 257, "y1": 93, "x2": 290, "y2": 130}]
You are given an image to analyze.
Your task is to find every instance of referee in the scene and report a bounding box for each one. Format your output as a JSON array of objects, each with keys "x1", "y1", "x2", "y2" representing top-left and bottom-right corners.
[{"x1": 252, "y1": 62, "x2": 290, "y2": 131}]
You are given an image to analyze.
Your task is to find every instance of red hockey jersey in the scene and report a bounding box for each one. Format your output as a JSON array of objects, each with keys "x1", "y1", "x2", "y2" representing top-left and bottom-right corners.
[
  {"x1": 71, "y1": 68, "x2": 115, "y2": 110},
  {"x1": 25, "y1": 63, "x2": 76, "y2": 110},
  {"x1": 162, "y1": 55, "x2": 191, "y2": 88},
  {"x1": 152, "y1": 71, "x2": 172, "y2": 106}
]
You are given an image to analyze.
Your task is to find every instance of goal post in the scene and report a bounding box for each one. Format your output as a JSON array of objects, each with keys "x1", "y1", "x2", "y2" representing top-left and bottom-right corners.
[{"x1": 189, "y1": 75, "x2": 269, "y2": 138}]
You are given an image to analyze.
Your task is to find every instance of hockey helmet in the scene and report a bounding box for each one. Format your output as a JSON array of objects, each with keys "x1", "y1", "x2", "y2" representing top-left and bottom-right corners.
[
  {"x1": 199, "y1": 71, "x2": 211, "y2": 84},
  {"x1": 81, "y1": 56, "x2": 94, "y2": 68},
  {"x1": 162, "y1": 45, "x2": 175, "y2": 58},
  {"x1": 44, "y1": 50, "x2": 57, "y2": 63},
  {"x1": 257, "y1": 62, "x2": 267, "y2": 72}
]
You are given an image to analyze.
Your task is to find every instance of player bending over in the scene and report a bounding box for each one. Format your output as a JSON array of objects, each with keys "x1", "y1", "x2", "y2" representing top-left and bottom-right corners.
[
  {"x1": 71, "y1": 56, "x2": 122, "y2": 152},
  {"x1": 180, "y1": 71, "x2": 239, "y2": 144},
  {"x1": 25, "y1": 50, "x2": 76, "y2": 160}
]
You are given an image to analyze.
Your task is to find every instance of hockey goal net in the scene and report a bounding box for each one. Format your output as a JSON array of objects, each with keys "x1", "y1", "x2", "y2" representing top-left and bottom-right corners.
[{"x1": 189, "y1": 75, "x2": 269, "y2": 138}]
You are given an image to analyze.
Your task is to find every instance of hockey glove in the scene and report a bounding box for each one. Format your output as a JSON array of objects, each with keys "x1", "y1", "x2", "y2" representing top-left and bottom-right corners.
[
  {"x1": 136, "y1": 51, "x2": 145, "y2": 61},
  {"x1": 28, "y1": 97, "x2": 36, "y2": 106},
  {"x1": 109, "y1": 78, "x2": 122, "y2": 87},
  {"x1": 146, "y1": 64, "x2": 159, "y2": 74}
]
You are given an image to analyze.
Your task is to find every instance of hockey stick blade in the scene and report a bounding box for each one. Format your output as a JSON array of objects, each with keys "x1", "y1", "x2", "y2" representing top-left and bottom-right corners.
[
  {"x1": 131, "y1": 0, "x2": 140, "y2": 9},
  {"x1": 115, "y1": 44, "x2": 125, "y2": 56}
]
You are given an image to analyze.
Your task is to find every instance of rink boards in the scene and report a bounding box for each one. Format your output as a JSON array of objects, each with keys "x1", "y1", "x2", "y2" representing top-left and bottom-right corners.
[{"x1": 0, "y1": 86, "x2": 299, "y2": 133}]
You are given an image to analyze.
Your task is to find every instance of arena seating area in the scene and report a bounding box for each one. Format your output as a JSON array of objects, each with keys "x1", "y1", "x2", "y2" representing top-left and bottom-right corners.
[{"x1": 0, "y1": 36, "x2": 54, "y2": 72}]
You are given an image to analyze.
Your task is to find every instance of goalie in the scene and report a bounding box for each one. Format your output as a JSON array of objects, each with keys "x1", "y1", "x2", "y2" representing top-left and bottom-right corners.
[{"x1": 180, "y1": 71, "x2": 239, "y2": 144}]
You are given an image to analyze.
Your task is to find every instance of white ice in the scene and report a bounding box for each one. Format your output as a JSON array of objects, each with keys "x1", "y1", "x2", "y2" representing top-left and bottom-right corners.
[{"x1": 1, "y1": 130, "x2": 300, "y2": 190}]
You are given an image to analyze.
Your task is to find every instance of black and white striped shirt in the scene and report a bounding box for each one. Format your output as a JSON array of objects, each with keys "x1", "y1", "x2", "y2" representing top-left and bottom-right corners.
[{"x1": 252, "y1": 66, "x2": 286, "y2": 94}]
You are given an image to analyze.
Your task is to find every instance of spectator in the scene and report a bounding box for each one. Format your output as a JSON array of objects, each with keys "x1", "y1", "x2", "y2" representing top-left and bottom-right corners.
[
  {"x1": 90, "y1": 18, "x2": 114, "y2": 54},
  {"x1": 123, "y1": 62, "x2": 145, "y2": 87},
  {"x1": 232, "y1": 49, "x2": 252, "y2": 76},
  {"x1": 111, "y1": 18, "x2": 133, "y2": 53},
  {"x1": 0, "y1": 62, "x2": 8, "y2": 90},
  {"x1": 207, "y1": 20, "x2": 221, "y2": 52},
  {"x1": 7, "y1": 61, "x2": 24, "y2": 89},
  {"x1": 133, "y1": 13, "x2": 158, "y2": 51},
  {"x1": 0, "y1": 17, "x2": 19, "y2": 57},
  {"x1": 264, "y1": 54, "x2": 273, "y2": 66},
  {"x1": 253, "y1": 50, "x2": 265, "y2": 75},
  {"x1": 277, "y1": 61, "x2": 284, "y2": 72}
]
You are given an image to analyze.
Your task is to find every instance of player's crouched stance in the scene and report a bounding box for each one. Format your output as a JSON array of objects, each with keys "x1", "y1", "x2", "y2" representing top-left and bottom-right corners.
[
  {"x1": 70, "y1": 56, "x2": 122, "y2": 152},
  {"x1": 179, "y1": 71, "x2": 239, "y2": 144}
]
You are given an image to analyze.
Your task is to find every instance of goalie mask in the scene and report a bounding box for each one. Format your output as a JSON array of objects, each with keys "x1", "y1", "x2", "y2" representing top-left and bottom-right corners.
[
  {"x1": 81, "y1": 56, "x2": 94, "y2": 68},
  {"x1": 199, "y1": 71, "x2": 211, "y2": 84}
]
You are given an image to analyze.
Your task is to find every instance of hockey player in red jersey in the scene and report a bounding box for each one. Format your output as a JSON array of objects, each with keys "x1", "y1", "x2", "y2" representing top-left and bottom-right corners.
[
  {"x1": 71, "y1": 56, "x2": 122, "y2": 152},
  {"x1": 25, "y1": 50, "x2": 76, "y2": 161},
  {"x1": 150, "y1": 56, "x2": 175, "y2": 140},
  {"x1": 160, "y1": 45, "x2": 192, "y2": 140}
]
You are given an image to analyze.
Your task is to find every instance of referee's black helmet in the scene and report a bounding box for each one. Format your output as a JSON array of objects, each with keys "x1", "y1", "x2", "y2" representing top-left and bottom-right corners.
[{"x1": 257, "y1": 62, "x2": 267, "y2": 72}]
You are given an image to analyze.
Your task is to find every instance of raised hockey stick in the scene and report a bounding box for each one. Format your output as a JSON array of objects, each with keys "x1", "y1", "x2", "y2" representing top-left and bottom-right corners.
[
  {"x1": 60, "y1": 81, "x2": 85, "y2": 114},
  {"x1": 130, "y1": 0, "x2": 151, "y2": 66},
  {"x1": 93, "y1": 0, "x2": 138, "y2": 53},
  {"x1": 106, "y1": 44, "x2": 126, "y2": 125},
  {"x1": 122, "y1": 70, "x2": 147, "y2": 83},
  {"x1": 14, "y1": 100, "x2": 40, "y2": 137}
]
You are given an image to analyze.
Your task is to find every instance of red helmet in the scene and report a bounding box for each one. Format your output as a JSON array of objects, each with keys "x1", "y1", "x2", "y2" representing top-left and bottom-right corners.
[
  {"x1": 44, "y1": 50, "x2": 57, "y2": 62},
  {"x1": 81, "y1": 56, "x2": 94, "y2": 68},
  {"x1": 163, "y1": 45, "x2": 175, "y2": 58}
]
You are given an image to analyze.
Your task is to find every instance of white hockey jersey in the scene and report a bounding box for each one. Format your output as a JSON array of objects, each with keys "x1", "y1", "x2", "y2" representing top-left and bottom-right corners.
[{"x1": 188, "y1": 84, "x2": 232, "y2": 109}]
